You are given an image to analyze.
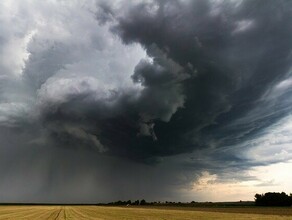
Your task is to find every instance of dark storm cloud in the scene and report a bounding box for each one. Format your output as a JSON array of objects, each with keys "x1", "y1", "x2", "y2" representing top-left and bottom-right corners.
[
  {"x1": 1, "y1": 0, "x2": 292, "y2": 202},
  {"x1": 34, "y1": 0, "x2": 292, "y2": 163},
  {"x1": 30, "y1": 0, "x2": 292, "y2": 172},
  {"x1": 73, "y1": 0, "x2": 292, "y2": 163}
]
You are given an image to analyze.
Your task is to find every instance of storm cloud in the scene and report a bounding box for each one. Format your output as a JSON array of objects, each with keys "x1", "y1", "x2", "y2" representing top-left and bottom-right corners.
[{"x1": 0, "y1": 0, "x2": 292, "y2": 202}]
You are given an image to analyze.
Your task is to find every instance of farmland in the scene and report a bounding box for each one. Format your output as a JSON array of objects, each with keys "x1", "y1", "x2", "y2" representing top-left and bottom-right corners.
[{"x1": 0, "y1": 205, "x2": 292, "y2": 219}]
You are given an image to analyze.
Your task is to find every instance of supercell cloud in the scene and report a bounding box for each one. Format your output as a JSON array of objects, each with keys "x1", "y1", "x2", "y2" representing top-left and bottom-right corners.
[{"x1": 0, "y1": 0, "x2": 292, "y2": 202}]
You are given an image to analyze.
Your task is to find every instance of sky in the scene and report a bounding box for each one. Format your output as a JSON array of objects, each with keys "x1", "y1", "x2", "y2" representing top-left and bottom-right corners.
[{"x1": 0, "y1": 0, "x2": 292, "y2": 203}]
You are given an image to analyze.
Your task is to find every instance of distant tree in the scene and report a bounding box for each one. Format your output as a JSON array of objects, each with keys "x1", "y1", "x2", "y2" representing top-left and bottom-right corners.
[
  {"x1": 140, "y1": 199, "x2": 146, "y2": 205},
  {"x1": 255, "y1": 192, "x2": 292, "y2": 206},
  {"x1": 133, "y1": 200, "x2": 139, "y2": 205},
  {"x1": 127, "y1": 200, "x2": 132, "y2": 205},
  {"x1": 255, "y1": 194, "x2": 263, "y2": 205},
  {"x1": 115, "y1": 200, "x2": 122, "y2": 205}
]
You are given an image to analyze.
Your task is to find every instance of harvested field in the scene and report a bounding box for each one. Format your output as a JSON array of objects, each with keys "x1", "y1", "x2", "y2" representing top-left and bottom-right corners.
[{"x1": 0, "y1": 205, "x2": 292, "y2": 219}]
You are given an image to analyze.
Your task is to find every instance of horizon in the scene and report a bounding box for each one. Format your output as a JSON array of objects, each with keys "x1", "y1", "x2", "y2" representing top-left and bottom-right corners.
[{"x1": 0, "y1": 0, "x2": 292, "y2": 203}]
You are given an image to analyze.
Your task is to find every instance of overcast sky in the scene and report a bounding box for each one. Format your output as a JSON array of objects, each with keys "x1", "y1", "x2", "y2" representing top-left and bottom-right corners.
[{"x1": 0, "y1": 0, "x2": 292, "y2": 203}]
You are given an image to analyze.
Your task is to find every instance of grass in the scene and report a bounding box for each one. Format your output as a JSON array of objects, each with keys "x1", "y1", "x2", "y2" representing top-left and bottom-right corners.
[{"x1": 0, "y1": 205, "x2": 291, "y2": 219}]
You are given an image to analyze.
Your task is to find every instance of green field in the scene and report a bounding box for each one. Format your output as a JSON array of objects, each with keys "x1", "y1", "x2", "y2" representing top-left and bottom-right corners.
[{"x1": 0, "y1": 205, "x2": 292, "y2": 219}]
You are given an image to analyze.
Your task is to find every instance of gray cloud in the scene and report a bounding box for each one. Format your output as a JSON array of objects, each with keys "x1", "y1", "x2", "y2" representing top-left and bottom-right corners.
[
  {"x1": 107, "y1": 0, "x2": 292, "y2": 159},
  {"x1": 0, "y1": 0, "x2": 292, "y2": 202}
]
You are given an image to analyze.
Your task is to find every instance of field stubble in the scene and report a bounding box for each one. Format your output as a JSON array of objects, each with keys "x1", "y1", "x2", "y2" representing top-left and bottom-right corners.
[{"x1": 0, "y1": 205, "x2": 291, "y2": 219}]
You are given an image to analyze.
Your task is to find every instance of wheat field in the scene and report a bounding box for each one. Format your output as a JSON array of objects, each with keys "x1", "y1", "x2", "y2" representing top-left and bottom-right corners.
[{"x1": 0, "y1": 205, "x2": 291, "y2": 219}]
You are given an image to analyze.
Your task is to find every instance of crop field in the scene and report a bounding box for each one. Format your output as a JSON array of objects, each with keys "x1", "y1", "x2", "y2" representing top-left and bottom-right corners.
[{"x1": 0, "y1": 205, "x2": 292, "y2": 219}]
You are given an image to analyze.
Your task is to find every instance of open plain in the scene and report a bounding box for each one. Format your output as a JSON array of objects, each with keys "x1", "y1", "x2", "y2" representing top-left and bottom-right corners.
[{"x1": 0, "y1": 206, "x2": 292, "y2": 220}]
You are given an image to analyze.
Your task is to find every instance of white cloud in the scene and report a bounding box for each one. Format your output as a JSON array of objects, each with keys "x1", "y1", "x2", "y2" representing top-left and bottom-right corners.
[
  {"x1": 178, "y1": 114, "x2": 292, "y2": 202},
  {"x1": 0, "y1": 0, "x2": 147, "y2": 124},
  {"x1": 187, "y1": 115, "x2": 292, "y2": 201},
  {"x1": 232, "y1": 20, "x2": 254, "y2": 34},
  {"x1": 0, "y1": 102, "x2": 29, "y2": 126},
  {"x1": 0, "y1": 1, "x2": 37, "y2": 76},
  {"x1": 187, "y1": 159, "x2": 292, "y2": 202},
  {"x1": 241, "y1": 115, "x2": 292, "y2": 163},
  {"x1": 187, "y1": 171, "x2": 257, "y2": 201}
]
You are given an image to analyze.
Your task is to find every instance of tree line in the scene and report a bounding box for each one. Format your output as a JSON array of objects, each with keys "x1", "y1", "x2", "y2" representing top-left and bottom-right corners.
[
  {"x1": 255, "y1": 192, "x2": 292, "y2": 206},
  {"x1": 107, "y1": 199, "x2": 147, "y2": 206},
  {"x1": 106, "y1": 200, "x2": 197, "y2": 206}
]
